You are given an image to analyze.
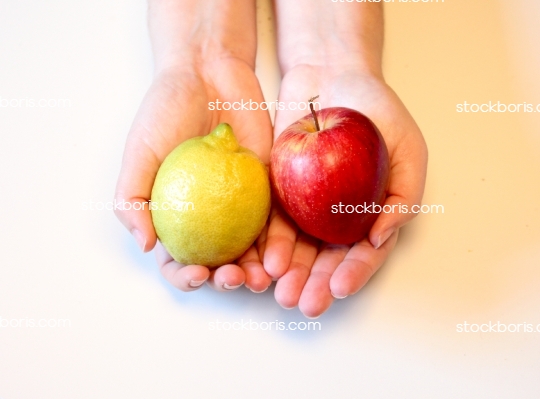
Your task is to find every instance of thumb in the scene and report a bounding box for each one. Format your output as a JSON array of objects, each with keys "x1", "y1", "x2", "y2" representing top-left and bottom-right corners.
[
  {"x1": 114, "y1": 71, "x2": 208, "y2": 252},
  {"x1": 369, "y1": 132, "x2": 428, "y2": 249},
  {"x1": 114, "y1": 136, "x2": 159, "y2": 252}
]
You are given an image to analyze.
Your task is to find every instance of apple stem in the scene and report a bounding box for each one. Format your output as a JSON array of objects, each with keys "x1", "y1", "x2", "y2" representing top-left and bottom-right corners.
[{"x1": 309, "y1": 95, "x2": 320, "y2": 132}]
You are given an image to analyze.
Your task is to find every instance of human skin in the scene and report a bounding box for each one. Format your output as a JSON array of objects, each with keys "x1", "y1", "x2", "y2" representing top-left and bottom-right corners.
[
  {"x1": 114, "y1": 0, "x2": 274, "y2": 293},
  {"x1": 115, "y1": 0, "x2": 428, "y2": 310},
  {"x1": 262, "y1": 0, "x2": 428, "y2": 317}
]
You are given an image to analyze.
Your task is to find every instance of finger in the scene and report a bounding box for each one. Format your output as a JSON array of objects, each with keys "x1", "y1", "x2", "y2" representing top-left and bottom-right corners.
[
  {"x1": 256, "y1": 222, "x2": 269, "y2": 262},
  {"x1": 114, "y1": 137, "x2": 159, "y2": 253},
  {"x1": 237, "y1": 245, "x2": 272, "y2": 293},
  {"x1": 206, "y1": 264, "x2": 246, "y2": 292},
  {"x1": 330, "y1": 230, "x2": 399, "y2": 299},
  {"x1": 262, "y1": 208, "x2": 299, "y2": 279},
  {"x1": 298, "y1": 243, "x2": 350, "y2": 318},
  {"x1": 274, "y1": 233, "x2": 319, "y2": 309},
  {"x1": 115, "y1": 82, "x2": 177, "y2": 252},
  {"x1": 114, "y1": 74, "x2": 208, "y2": 252},
  {"x1": 369, "y1": 122, "x2": 428, "y2": 249},
  {"x1": 155, "y1": 242, "x2": 210, "y2": 292}
]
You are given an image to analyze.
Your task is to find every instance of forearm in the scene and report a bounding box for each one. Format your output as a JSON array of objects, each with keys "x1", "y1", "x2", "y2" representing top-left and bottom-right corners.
[
  {"x1": 148, "y1": 0, "x2": 258, "y2": 73},
  {"x1": 273, "y1": 0, "x2": 384, "y2": 77}
]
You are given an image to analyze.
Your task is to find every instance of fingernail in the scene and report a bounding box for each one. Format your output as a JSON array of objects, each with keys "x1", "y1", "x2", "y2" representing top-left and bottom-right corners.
[
  {"x1": 223, "y1": 283, "x2": 243, "y2": 290},
  {"x1": 131, "y1": 229, "x2": 146, "y2": 252},
  {"x1": 189, "y1": 279, "x2": 207, "y2": 288},
  {"x1": 250, "y1": 286, "x2": 268, "y2": 294},
  {"x1": 375, "y1": 228, "x2": 395, "y2": 249},
  {"x1": 331, "y1": 292, "x2": 348, "y2": 299}
]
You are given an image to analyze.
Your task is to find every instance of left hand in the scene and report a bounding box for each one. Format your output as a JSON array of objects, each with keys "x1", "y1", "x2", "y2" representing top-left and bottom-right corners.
[{"x1": 262, "y1": 65, "x2": 428, "y2": 317}]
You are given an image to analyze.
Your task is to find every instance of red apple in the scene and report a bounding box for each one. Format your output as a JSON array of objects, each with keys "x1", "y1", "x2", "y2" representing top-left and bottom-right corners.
[{"x1": 270, "y1": 106, "x2": 389, "y2": 244}]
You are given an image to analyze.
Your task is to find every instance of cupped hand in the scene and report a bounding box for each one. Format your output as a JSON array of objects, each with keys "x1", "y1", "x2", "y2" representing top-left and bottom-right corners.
[
  {"x1": 262, "y1": 65, "x2": 428, "y2": 317},
  {"x1": 115, "y1": 58, "x2": 273, "y2": 293}
]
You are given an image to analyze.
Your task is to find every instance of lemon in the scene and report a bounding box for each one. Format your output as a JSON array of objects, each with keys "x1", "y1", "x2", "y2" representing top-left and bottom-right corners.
[{"x1": 150, "y1": 123, "x2": 270, "y2": 267}]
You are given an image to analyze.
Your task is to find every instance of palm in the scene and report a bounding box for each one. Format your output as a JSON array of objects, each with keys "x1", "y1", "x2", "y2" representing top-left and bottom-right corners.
[
  {"x1": 263, "y1": 65, "x2": 428, "y2": 317},
  {"x1": 116, "y1": 58, "x2": 273, "y2": 293}
]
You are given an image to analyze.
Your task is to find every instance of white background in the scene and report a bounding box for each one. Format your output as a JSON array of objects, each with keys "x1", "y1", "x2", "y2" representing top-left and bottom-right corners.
[{"x1": 1, "y1": 0, "x2": 540, "y2": 397}]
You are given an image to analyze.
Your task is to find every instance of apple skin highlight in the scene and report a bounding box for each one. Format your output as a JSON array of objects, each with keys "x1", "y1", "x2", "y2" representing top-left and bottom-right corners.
[{"x1": 270, "y1": 107, "x2": 390, "y2": 245}]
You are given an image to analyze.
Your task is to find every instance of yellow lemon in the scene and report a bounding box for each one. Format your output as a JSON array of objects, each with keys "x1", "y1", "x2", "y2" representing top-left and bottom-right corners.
[{"x1": 151, "y1": 123, "x2": 270, "y2": 267}]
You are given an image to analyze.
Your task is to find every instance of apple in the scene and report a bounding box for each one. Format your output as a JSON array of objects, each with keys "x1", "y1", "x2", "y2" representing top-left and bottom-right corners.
[{"x1": 270, "y1": 100, "x2": 390, "y2": 245}]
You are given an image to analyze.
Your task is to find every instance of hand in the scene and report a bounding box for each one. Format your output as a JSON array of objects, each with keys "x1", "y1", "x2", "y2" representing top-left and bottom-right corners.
[
  {"x1": 262, "y1": 66, "x2": 428, "y2": 317},
  {"x1": 115, "y1": 0, "x2": 275, "y2": 294},
  {"x1": 115, "y1": 58, "x2": 273, "y2": 293}
]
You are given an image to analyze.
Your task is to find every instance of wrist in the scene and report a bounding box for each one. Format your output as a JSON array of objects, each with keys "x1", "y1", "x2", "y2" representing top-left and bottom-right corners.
[
  {"x1": 279, "y1": 45, "x2": 383, "y2": 80},
  {"x1": 275, "y1": 1, "x2": 384, "y2": 78},
  {"x1": 148, "y1": 0, "x2": 257, "y2": 74}
]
